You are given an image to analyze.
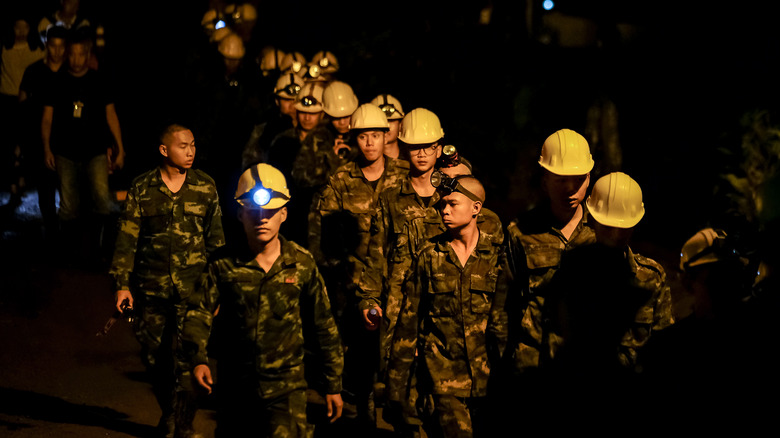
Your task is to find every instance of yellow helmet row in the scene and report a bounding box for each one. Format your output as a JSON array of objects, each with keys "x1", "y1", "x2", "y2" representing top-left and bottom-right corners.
[
  {"x1": 586, "y1": 172, "x2": 645, "y2": 229},
  {"x1": 235, "y1": 163, "x2": 290, "y2": 210}
]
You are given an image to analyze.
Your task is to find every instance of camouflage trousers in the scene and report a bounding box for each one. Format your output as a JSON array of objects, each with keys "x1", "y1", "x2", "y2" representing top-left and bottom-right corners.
[
  {"x1": 215, "y1": 388, "x2": 311, "y2": 438},
  {"x1": 133, "y1": 294, "x2": 195, "y2": 432},
  {"x1": 423, "y1": 395, "x2": 489, "y2": 438}
]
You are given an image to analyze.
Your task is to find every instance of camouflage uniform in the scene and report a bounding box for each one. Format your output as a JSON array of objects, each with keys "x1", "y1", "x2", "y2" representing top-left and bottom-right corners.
[
  {"x1": 181, "y1": 237, "x2": 343, "y2": 437},
  {"x1": 309, "y1": 156, "x2": 409, "y2": 321},
  {"x1": 504, "y1": 204, "x2": 596, "y2": 372},
  {"x1": 109, "y1": 167, "x2": 224, "y2": 435},
  {"x1": 359, "y1": 178, "x2": 504, "y2": 376},
  {"x1": 546, "y1": 244, "x2": 675, "y2": 371},
  {"x1": 291, "y1": 121, "x2": 356, "y2": 192},
  {"x1": 387, "y1": 230, "x2": 509, "y2": 438},
  {"x1": 308, "y1": 155, "x2": 408, "y2": 426}
]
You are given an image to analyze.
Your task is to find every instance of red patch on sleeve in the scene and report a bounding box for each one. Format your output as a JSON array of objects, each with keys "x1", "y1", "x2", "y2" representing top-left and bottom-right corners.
[{"x1": 285, "y1": 277, "x2": 295, "y2": 283}]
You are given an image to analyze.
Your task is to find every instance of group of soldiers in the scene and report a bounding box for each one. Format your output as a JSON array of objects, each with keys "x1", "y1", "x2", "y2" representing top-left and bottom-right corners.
[{"x1": 104, "y1": 8, "x2": 779, "y2": 438}]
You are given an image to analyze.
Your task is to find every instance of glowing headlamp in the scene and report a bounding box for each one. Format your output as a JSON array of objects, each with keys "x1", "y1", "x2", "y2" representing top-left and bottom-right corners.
[
  {"x1": 300, "y1": 95, "x2": 319, "y2": 107},
  {"x1": 277, "y1": 75, "x2": 301, "y2": 97},
  {"x1": 215, "y1": 20, "x2": 226, "y2": 29},
  {"x1": 307, "y1": 65, "x2": 321, "y2": 79},
  {"x1": 319, "y1": 57, "x2": 329, "y2": 68}
]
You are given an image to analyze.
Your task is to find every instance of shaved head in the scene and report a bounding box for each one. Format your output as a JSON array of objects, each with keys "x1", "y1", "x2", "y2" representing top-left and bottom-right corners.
[{"x1": 456, "y1": 175, "x2": 485, "y2": 204}]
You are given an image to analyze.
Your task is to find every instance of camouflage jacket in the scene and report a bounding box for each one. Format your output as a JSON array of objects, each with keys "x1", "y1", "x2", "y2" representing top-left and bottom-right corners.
[
  {"x1": 387, "y1": 230, "x2": 509, "y2": 401},
  {"x1": 309, "y1": 156, "x2": 409, "y2": 287},
  {"x1": 504, "y1": 204, "x2": 596, "y2": 371},
  {"x1": 181, "y1": 237, "x2": 344, "y2": 399},
  {"x1": 291, "y1": 121, "x2": 356, "y2": 190},
  {"x1": 109, "y1": 168, "x2": 225, "y2": 300},
  {"x1": 545, "y1": 245, "x2": 675, "y2": 371}
]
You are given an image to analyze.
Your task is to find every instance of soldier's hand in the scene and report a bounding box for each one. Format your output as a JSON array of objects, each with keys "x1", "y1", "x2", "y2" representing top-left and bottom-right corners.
[
  {"x1": 333, "y1": 138, "x2": 350, "y2": 156},
  {"x1": 362, "y1": 306, "x2": 383, "y2": 330},
  {"x1": 115, "y1": 290, "x2": 133, "y2": 313},
  {"x1": 194, "y1": 364, "x2": 213, "y2": 394},
  {"x1": 325, "y1": 393, "x2": 343, "y2": 422}
]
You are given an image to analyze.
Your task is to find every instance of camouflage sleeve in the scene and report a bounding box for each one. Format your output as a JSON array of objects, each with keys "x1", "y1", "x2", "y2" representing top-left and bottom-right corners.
[
  {"x1": 356, "y1": 193, "x2": 390, "y2": 310},
  {"x1": 488, "y1": 250, "x2": 511, "y2": 360},
  {"x1": 302, "y1": 259, "x2": 344, "y2": 394},
  {"x1": 203, "y1": 187, "x2": 225, "y2": 257},
  {"x1": 309, "y1": 179, "x2": 343, "y2": 267},
  {"x1": 181, "y1": 263, "x2": 220, "y2": 366},
  {"x1": 387, "y1": 248, "x2": 423, "y2": 411},
  {"x1": 109, "y1": 184, "x2": 142, "y2": 292},
  {"x1": 651, "y1": 268, "x2": 674, "y2": 332}
]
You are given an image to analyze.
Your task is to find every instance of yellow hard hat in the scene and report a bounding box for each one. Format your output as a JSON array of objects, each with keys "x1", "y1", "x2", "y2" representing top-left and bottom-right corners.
[
  {"x1": 309, "y1": 50, "x2": 339, "y2": 74},
  {"x1": 370, "y1": 94, "x2": 404, "y2": 120},
  {"x1": 322, "y1": 81, "x2": 359, "y2": 118},
  {"x1": 294, "y1": 81, "x2": 325, "y2": 113},
  {"x1": 274, "y1": 73, "x2": 304, "y2": 99},
  {"x1": 350, "y1": 103, "x2": 390, "y2": 131},
  {"x1": 679, "y1": 228, "x2": 745, "y2": 271},
  {"x1": 280, "y1": 52, "x2": 307, "y2": 76},
  {"x1": 235, "y1": 163, "x2": 291, "y2": 209},
  {"x1": 586, "y1": 172, "x2": 645, "y2": 228},
  {"x1": 210, "y1": 26, "x2": 232, "y2": 43},
  {"x1": 201, "y1": 9, "x2": 218, "y2": 30},
  {"x1": 398, "y1": 108, "x2": 444, "y2": 144},
  {"x1": 218, "y1": 33, "x2": 245, "y2": 59},
  {"x1": 259, "y1": 46, "x2": 286, "y2": 73},
  {"x1": 538, "y1": 128, "x2": 594, "y2": 175}
]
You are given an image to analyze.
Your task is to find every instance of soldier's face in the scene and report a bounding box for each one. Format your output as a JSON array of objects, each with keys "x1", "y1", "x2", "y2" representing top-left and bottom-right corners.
[
  {"x1": 278, "y1": 97, "x2": 296, "y2": 118},
  {"x1": 331, "y1": 116, "x2": 350, "y2": 134},
  {"x1": 297, "y1": 111, "x2": 323, "y2": 131},
  {"x1": 357, "y1": 130, "x2": 385, "y2": 162},
  {"x1": 543, "y1": 172, "x2": 589, "y2": 212},
  {"x1": 385, "y1": 119, "x2": 400, "y2": 143},
  {"x1": 439, "y1": 192, "x2": 479, "y2": 230},
  {"x1": 592, "y1": 219, "x2": 633, "y2": 249},
  {"x1": 408, "y1": 143, "x2": 440, "y2": 174},
  {"x1": 240, "y1": 206, "x2": 287, "y2": 245},
  {"x1": 160, "y1": 129, "x2": 196, "y2": 170}
]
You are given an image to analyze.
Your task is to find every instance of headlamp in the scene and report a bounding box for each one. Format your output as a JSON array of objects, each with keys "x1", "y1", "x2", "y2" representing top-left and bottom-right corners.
[
  {"x1": 430, "y1": 172, "x2": 482, "y2": 202},
  {"x1": 291, "y1": 61, "x2": 303, "y2": 73},
  {"x1": 300, "y1": 95, "x2": 319, "y2": 107},
  {"x1": 235, "y1": 165, "x2": 291, "y2": 209},
  {"x1": 379, "y1": 103, "x2": 397, "y2": 116},
  {"x1": 307, "y1": 64, "x2": 321, "y2": 79},
  {"x1": 277, "y1": 75, "x2": 301, "y2": 97},
  {"x1": 319, "y1": 57, "x2": 329, "y2": 68}
]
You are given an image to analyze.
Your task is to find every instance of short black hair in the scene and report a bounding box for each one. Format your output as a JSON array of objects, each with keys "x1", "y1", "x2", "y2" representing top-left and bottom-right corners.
[
  {"x1": 160, "y1": 124, "x2": 191, "y2": 145},
  {"x1": 45, "y1": 25, "x2": 68, "y2": 43}
]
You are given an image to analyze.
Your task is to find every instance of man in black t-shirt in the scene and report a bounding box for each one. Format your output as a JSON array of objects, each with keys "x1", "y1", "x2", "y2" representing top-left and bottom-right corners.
[
  {"x1": 19, "y1": 25, "x2": 67, "y2": 240},
  {"x1": 41, "y1": 31, "x2": 125, "y2": 260}
]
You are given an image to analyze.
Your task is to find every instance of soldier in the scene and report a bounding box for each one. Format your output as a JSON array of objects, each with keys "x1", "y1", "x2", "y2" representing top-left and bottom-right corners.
[
  {"x1": 109, "y1": 124, "x2": 225, "y2": 437},
  {"x1": 388, "y1": 176, "x2": 508, "y2": 438},
  {"x1": 310, "y1": 102, "x2": 409, "y2": 429},
  {"x1": 504, "y1": 128, "x2": 596, "y2": 375},
  {"x1": 530, "y1": 172, "x2": 674, "y2": 429},
  {"x1": 289, "y1": 80, "x2": 360, "y2": 234},
  {"x1": 183, "y1": 163, "x2": 344, "y2": 437},
  {"x1": 241, "y1": 72, "x2": 304, "y2": 170},
  {"x1": 370, "y1": 94, "x2": 406, "y2": 160},
  {"x1": 266, "y1": 80, "x2": 326, "y2": 246}
]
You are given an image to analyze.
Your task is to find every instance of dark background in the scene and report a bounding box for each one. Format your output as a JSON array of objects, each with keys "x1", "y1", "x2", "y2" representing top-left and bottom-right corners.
[{"x1": 7, "y1": 0, "x2": 780, "y2": 264}]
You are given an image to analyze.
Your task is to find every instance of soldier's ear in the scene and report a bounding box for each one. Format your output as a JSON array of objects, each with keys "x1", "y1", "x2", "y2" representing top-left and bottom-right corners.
[
  {"x1": 159, "y1": 144, "x2": 168, "y2": 158},
  {"x1": 472, "y1": 200, "x2": 482, "y2": 218},
  {"x1": 279, "y1": 206, "x2": 288, "y2": 223}
]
